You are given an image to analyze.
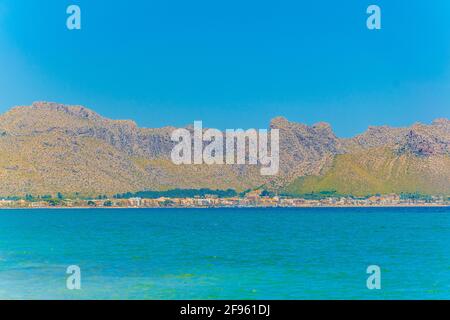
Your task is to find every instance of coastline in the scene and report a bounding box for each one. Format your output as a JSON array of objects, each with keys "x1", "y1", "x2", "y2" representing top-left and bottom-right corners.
[{"x1": 1, "y1": 204, "x2": 449, "y2": 210}]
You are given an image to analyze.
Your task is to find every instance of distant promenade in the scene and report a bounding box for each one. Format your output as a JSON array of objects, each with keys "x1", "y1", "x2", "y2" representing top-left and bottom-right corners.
[{"x1": 1, "y1": 193, "x2": 448, "y2": 209}]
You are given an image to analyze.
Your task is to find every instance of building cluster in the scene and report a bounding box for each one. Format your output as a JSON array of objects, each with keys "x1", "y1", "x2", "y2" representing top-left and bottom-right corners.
[{"x1": 0, "y1": 192, "x2": 448, "y2": 208}]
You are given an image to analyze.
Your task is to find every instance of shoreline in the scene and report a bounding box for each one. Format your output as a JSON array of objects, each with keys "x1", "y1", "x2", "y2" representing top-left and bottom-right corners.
[{"x1": 1, "y1": 204, "x2": 449, "y2": 210}]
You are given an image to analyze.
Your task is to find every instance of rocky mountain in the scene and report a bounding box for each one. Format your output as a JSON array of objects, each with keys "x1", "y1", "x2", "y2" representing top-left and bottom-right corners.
[
  {"x1": 0, "y1": 102, "x2": 265, "y2": 196},
  {"x1": 0, "y1": 102, "x2": 449, "y2": 197},
  {"x1": 283, "y1": 119, "x2": 450, "y2": 196}
]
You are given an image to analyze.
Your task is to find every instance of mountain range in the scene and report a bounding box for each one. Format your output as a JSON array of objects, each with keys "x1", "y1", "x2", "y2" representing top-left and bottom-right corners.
[{"x1": 0, "y1": 102, "x2": 449, "y2": 197}]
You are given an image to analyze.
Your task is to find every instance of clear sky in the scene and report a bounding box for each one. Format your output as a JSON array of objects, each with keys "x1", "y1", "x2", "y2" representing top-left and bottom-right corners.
[{"x1": 0, "y1": 0, "x2": 449, "y2": 137}]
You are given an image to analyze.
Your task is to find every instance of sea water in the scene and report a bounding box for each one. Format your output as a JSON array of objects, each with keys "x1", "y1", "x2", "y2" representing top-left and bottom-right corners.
[{"x1": 0, "y1": 207, "x2": 449, "y2": 299}]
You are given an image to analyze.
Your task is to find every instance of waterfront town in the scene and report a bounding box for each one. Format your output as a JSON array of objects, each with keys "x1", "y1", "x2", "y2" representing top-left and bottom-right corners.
[{"x1": 0, "y1": 191, "x2": 448, "y2": 209}]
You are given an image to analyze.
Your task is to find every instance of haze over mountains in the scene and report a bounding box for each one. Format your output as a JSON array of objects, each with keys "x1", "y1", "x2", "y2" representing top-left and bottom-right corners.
[{"x1": 0, "y1": 102, "x2": 449, "y2": 197}]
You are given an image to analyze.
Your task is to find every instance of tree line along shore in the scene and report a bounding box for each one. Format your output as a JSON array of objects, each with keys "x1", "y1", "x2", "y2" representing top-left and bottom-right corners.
[{"x1": 1, "y1": 190, "x2": 448, "y2": 208}]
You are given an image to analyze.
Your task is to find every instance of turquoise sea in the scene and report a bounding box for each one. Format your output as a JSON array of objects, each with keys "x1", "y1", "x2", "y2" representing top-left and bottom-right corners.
[{"x1": 0, "y1": 207, "x2": 449, "y2": 299}]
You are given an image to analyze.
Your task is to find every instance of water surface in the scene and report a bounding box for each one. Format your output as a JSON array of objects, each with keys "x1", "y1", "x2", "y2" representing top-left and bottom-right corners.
[{"x1": 0, "y1": 207, "x2": 449, "y2": 299}]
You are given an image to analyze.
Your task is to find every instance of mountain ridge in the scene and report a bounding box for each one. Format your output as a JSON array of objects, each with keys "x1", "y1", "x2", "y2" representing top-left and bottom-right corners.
[{"x1": 0, "y1": 102, "x2": 449, "y2": 197}]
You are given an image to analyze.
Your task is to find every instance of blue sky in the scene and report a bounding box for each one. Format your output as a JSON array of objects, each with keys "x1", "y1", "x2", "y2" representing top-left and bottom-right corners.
[{"x1": 0, "y1": 0, "x2": 449, "y2": 137}]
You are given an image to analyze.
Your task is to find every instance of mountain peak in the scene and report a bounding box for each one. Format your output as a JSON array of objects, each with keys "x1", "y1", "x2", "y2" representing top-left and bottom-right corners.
[
  {"x1": 30, "y1": 101, "x2": 103, "y2": 121},
  {"x1": 32, "y1": 101, "x2": 65, "y2": 108},
  {"x1": 270, "y1": 116, "x2": 290, "y2": 128},
  {"x1": 312, "y1": 122, "x2": 332, "y2": 131},
  {"x1": 433, "y1": 118, "x2": 450, "y2": 126}
]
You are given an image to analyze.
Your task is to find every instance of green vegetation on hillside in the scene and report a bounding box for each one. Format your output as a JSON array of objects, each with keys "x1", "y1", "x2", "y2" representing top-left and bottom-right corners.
[{"x1": 283, "y1": 148, "x2": 450, "y2": 197}]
